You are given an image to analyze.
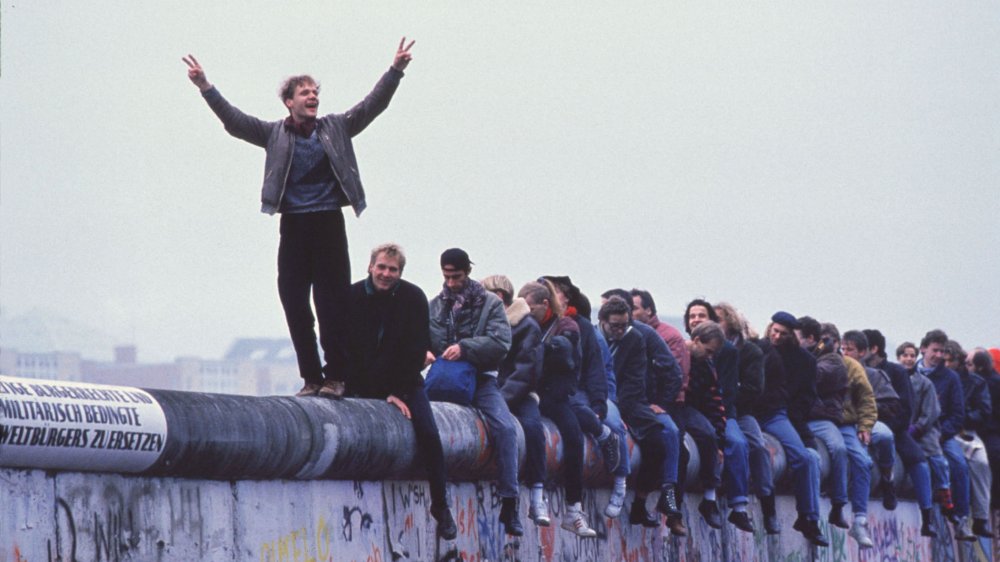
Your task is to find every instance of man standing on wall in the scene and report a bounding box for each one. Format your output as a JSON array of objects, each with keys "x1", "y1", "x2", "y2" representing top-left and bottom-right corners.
[
  {"x1": 343, "y1": 243, "x2": 456, "y2": 540},
  {"x1": 183, "y1": 39, "x2": 415, "y2": 398}
]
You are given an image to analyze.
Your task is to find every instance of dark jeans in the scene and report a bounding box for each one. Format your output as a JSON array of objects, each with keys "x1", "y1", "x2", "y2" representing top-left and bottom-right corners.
[
  {"x1": 511, "y1": 397, "x2": 546, "y2": 486},
  {"x1": 633, "y1": 431, "x2": 667, "y2": 494},
  {"x1": 983, "y1": 432, "x2": 1000, "y2": 509},
  {"x1": 277, "y1": 210, "x2": 350, "y2": 384},
  {"x1": 403, "y1": 385, "x2": 448, "y2": 509},
  {"x1": 540, "y1": 396, "x2": 584, "y2": 504}
]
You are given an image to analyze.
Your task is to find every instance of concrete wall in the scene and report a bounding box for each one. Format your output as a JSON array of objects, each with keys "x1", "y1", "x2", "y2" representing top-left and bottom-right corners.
[
  {"x1": 1, "y1": 469, "x2": 995, "y2": 562},
  {"x1": 0, "y1": 375, "x2": 996, "y2": 561}
]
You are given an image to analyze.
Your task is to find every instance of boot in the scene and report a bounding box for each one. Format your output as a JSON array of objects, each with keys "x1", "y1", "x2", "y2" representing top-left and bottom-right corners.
[
  {"x1": 920, "y1": 508, "x2": 937, "y2": 537},
  {"x1": 666, "y1": 514, "x2": 688, "y2": 536},
  {"x1": 628, "y1": 496, "x2": 659, "y2": 528},
  {"x1": 561, "y1": 502, "x2": 597, "y2": 537},
  {"x1": 793, "y1": 516, "x2": 830, "y2": 547},
  {"x1": 972, "y1": 518, "x2": 991, "y2": 538},
  {"x1": 499, "y1": 497, "x2": 524, "y2": 537},
  {"x1": 828, "y1": 502, "x2": 849, "y2": 529},
  {"x1": 655, "y1": 484, "x2": 681, "y2": 518},
  {"x1": 698, "y1": 499, "x2": 723, "y2": 529},
  {"x1": 761, "y1": 495, "x2": 780, "y2": 535},
  {"x1": 880, "y1": 472, "x2": 897, "y2": 511},
  {"x1": 431, "y1": 504, "x2": 457, "y2": 541},
  {"x1": 598, "y1": 431, "x2": 622, "y2": 473}
]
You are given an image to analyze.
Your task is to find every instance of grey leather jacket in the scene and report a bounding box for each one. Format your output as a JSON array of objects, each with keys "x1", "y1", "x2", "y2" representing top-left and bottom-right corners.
[{"x1": 201, "y1": 68, "x2": 403, "y2": 215}]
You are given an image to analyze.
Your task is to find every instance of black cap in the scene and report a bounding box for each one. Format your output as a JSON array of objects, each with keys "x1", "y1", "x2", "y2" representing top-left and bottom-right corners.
[{"x1": 440, "y1": 248, "x2": 473, "y2": 270}]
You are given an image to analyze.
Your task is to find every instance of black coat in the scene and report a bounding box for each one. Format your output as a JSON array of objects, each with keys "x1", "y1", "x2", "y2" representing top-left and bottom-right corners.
[
  {"x1": 608, "y1": 328, "x2": 663, "y2": 440},
  {"x1": 344, "y1": 277, "x2": 429, "y2": 400},
  {"x1": 498, "y1": 312, "x2": 543, "y2": 405},
  {"x1": 734, "y1": 339, "x2": 765, "y2": 417}
]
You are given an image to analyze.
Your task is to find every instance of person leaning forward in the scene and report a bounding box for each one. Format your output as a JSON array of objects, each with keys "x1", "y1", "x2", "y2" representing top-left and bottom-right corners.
[{"x1": 183, "y1": 38, "x2": 415, "y2": 399}]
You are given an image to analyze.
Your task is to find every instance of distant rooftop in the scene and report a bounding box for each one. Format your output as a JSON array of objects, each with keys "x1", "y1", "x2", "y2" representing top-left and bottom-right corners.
[{"x1": 224, "y1": 338, "x2": 297, "y2": 363}]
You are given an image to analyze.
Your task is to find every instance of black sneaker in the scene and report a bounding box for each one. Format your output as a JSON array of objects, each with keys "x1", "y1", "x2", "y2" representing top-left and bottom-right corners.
[
  {"x1": 499, "y1": 497, "x2": 524, "y2": 537},
  {"x1": 728, "y1": 510, "x2": 755, "y2": 533},
  {"x1": 760, "y1": 495, "x2": 780, "y2": 535},
  {"x1": 920, "y1": 508, "x2": 937, "y2": 537},
  {"x1": 599, "y1": 431, "x2": 621, "y2": 473},
  {"x1": 698, "y1": 499, "x2": 722, "y2": 529},
  {"x1": 431, "y1": 505, "x2": 458, "y2": 541},
  {"x1": 972, "y1": 518, "x2": 992, "y2": 538}
]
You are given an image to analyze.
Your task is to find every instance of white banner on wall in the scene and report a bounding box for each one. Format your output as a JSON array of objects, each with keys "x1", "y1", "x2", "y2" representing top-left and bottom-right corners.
[{"x1": 0, "y1": 375, "x2": 167, "y2": 473}]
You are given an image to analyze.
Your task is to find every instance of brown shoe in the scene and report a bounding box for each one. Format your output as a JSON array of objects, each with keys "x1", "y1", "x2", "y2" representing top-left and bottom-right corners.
[
  {"x1": 318, "y1": 379, "x2": 346, "y2": 399},
  {"x1": 295, "y1": 382, "x2": 322, "y2": 397},
  {"x1": 666, "y1": 514, "x2": 688, "y2": 536}
]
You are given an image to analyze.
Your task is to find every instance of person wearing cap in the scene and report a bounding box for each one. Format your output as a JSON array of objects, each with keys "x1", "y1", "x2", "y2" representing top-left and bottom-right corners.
[
  {"x1": 427, "y1": 249, "x2": 522, "y2": 535},
  {"x1": 753, "y1": 312, "x2": 827, "y2": 546},
  {"x1": 342, "y1": 243, "x2": 456, "y2": 540},
  {"x1": 183, "y1": 40, "x2": 416, "y2": 400}
]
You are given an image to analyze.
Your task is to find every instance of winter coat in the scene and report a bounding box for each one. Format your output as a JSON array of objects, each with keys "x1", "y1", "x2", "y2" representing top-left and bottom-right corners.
[
  {"x1": 632, "y1": 321, "x2": 683, "y2": 407},
  {"x1": 568, "y1": 314, "x2": 609, "y2": 418},
  {"x1": 925, "y1": 363, "x2": 966, "y2": 442},
  {"x1": 959, "y1": 370, "x2": 992, "y2": 433},
  {"x1": 774, "y1": 341, "x2": 819, "y2": 448},
  {"x1": 734, "y1": 339, "x2": 765, "y2": 418},
  {"x1": 608, "y1": 328, "x2": 663, "y2": 440},
  {"x1": 497, "y1": 298, "x2": 543, "y2": 405},
  {"x1": 809, "y1": 352, "x2": 849, "y2": 424},
  {"x1": 910, "y1": 371, "x2": 943, "y2": 456},
  {"x1": 841, "y1": 356, "x2": 877, "y2": 433},
  {"x1": 429, "y1": 285, "x2": 512, "y2": 373},
  {"x1": 754, "y1": 342, "x2": 790, "y2": 420},
  {"x1": 687, "y1": 356, "x2": 727, "y2": 438},
  {"x1": 715, "y1": 342, "x2": 740, "y2": 418},
  {"x1": 872, "y1": 358, "x2": 915, "y2": 434},
  {"x1": 647, "y1": 315, "x2": 691, "y2": 378}
]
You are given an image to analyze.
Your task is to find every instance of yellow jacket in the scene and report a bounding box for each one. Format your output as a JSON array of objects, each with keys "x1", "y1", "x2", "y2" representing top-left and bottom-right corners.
[{"x1": 840, "y1": 355, "x2": 877, "y2": 433}]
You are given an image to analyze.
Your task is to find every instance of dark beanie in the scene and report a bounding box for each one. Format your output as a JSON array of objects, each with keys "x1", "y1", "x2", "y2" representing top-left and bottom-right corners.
[{"x1": 440, "y1": 248, "x2": 472, "y2": 270}]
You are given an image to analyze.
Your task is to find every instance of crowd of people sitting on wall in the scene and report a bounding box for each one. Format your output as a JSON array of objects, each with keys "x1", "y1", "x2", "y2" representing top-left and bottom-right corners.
[{"x1": 301, "y1": 243, "x2": 1000, "y2": 547}]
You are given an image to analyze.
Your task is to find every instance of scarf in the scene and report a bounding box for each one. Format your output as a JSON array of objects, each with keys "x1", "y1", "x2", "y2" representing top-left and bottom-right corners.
[
  {"x1": 284, "y1": 116, "x2": 317, "y2": 138},
  {"x1": 438, "y1": 279, "x2": 487, "y2": 344}
]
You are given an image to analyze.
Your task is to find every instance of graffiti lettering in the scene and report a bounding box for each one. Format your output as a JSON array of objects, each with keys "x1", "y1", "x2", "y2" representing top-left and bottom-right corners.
[{"x1": 342, "y1": 506, "x2": 374, "y2": 542}]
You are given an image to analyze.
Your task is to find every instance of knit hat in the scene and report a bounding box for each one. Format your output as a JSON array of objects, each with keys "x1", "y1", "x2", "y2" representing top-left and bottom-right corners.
[
  {"x1": 440, "y1": 248, "x2": 472, "y2": 270},
  {"x1": 771, "y1": 311, "x2": 801, "y2": 330}
]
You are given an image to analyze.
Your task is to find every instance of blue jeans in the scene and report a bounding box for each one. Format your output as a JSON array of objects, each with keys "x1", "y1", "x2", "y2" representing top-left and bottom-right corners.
[
  {"x1": 654, "y1": 412, "x2": 681, "y2": 485},
  {"x1": 473, "y1": 376, "x2": 520, "y2": 498},
  {"x1": 807, "y1": 420, "x2": 848, "y2": 506},
  {"x1": 909, "y1": 460, "x2": 933, "y2": 509},
  {"x1": 942, "y1": 437, "x2": 971, "y2": 517},
  {"x1": 604, "y1": 400, "x2": 630, "y2": 477},
  {"x1": 869, "y1": 421, "x2": 895, "y2": 471},
  {"x1": 928, "y1": 453, "x2": 950, "y2": 491},
  {"x1": 840, "y1": 425, "x2": 873, "y2": 515},
  {"x1": 739, "y1": 415, "x2": 774, "y2": 497},
  {"x1": 723, "y1": 417, "x2": 750, "y2": 505},
  {"x1": 760, "y1": 411, "x2": 820, "y2": 519}
]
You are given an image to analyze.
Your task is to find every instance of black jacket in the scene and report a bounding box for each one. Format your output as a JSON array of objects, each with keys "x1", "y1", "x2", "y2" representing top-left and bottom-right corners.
[
  {"x1": 497, "y1": 300, "x2": 543, "y2": 405},
  {"x1": 344, "y1": 277, "x2": 429, "y2": 400},
  {"x1": 734, "y1": 339, "x2": 765, "y2": 417},
  {"x1": 608, "y1": 328, "x2": 663, "y2": 440}
]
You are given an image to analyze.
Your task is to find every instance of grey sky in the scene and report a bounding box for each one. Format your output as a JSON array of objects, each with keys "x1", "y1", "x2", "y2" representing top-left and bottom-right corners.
[{"x1": 2, "y1": 2, "x2": 998, "y2": 362}]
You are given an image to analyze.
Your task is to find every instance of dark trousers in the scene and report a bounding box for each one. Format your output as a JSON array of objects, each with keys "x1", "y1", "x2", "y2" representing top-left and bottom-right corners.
[
  {"x1": 404, "y1": 385, "x2": 449, "y2": 509},
  {"x1": 569, "y1": 393, "x2": 604, "y2": 438},
  {"x1": 982, "y1": 431, "x2": 1000, "y2": 509},
  {"x1": 540, "y1": 397, "x2": 584, "y2": 504},
  {"x1": 634, "y1": 432, "x2": 667, "y2": 494},
  {"x1": 277, "y1": 210, "x2": 350, "y2": 383},
  {"x1": 669, "y1": 404, "x2": 722, "y2": 494},
  {"x1": 893, "y1": 428, "x2": 926, "y2": 468},
  {"x1": 511, "y1": 397, "x2": 547, "y2": 485}
]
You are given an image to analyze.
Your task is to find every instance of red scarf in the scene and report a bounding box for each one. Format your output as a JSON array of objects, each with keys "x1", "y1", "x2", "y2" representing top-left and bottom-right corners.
[{"x1": 564, "y1": 306, "x2": 578, "y2": 318}]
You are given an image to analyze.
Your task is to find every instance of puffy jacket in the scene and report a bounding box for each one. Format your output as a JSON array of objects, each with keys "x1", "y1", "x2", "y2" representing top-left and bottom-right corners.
[{"x1": 497, "y1": 298, "x2": 542, "y2": 405}]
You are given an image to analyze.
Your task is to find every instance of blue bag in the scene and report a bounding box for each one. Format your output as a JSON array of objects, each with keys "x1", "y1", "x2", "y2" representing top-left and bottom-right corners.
[{"x1": 425, "y1": 359, "x2": 477, "y2": 405}]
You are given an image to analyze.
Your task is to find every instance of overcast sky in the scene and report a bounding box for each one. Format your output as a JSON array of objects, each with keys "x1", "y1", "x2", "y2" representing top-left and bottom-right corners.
[{"x1": 2, "y1": 2, "x2": 998, "y2": 362}]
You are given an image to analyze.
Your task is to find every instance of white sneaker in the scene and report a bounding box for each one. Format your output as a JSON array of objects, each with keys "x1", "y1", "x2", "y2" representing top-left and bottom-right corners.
[
  {"x1": 562, "y1": 503, "x2": 597, "y2": 537},
  {"x1": 849, "y1": 520, "x2": 874, "y2": 548},
  {"x1": 605, "y1": 481, "x2": 627, "y2": 518},
  {"x1": 529, "y1": 497, "x2": 551, "y2": 527}
]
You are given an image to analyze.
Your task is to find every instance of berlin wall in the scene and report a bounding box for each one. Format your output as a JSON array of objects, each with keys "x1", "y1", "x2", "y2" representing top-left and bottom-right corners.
[{"x1": 0, "y1": 375, "x2": 995, "y2": 562}]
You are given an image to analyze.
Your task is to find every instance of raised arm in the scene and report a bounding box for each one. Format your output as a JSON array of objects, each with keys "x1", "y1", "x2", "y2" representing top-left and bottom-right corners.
[
  {"x1": 392, "y1": 37, "x2": 415, "y2": 72},
  {"x1": 183, "y1": 54, "x2": 213, "y2": 92}
]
